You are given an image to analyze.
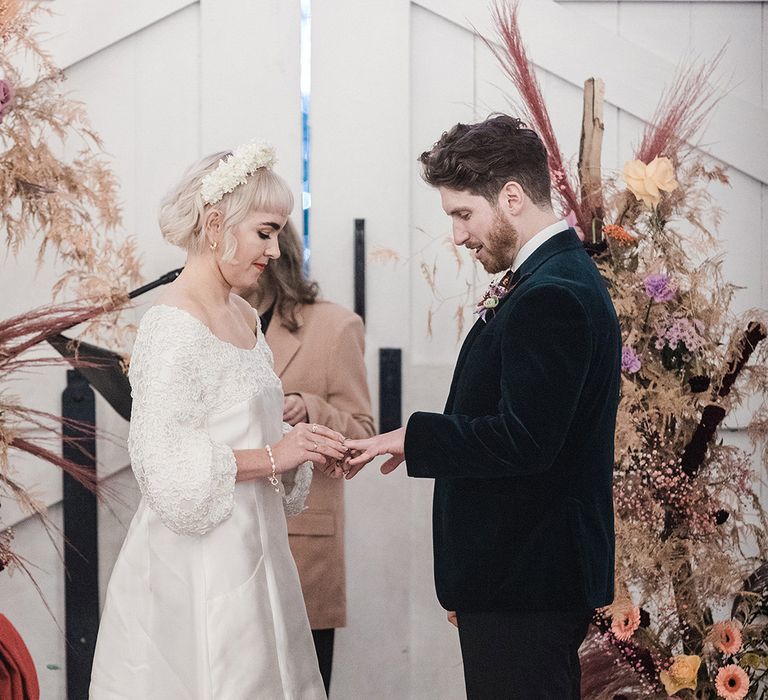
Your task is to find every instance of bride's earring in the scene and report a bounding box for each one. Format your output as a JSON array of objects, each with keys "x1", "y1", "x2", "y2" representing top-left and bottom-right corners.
[{"x1": 209, "y1": 240, "x2": 218, "y2": 251}]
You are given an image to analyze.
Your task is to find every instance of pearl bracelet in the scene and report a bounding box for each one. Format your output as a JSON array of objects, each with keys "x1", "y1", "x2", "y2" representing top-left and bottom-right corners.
[{"x1": 265, "y1": 445, "x2": 280, "y2": 493}]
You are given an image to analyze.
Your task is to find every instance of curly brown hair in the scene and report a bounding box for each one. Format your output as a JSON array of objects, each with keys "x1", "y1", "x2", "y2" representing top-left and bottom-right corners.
[{"x1": 418, "y1": 114, "x2": 552, "y2": 208}]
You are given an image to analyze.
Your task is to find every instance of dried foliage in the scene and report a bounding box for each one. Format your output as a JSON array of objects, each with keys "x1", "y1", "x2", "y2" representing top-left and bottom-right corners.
[
  {"x1": 0, "y1": 1, "x2": 141, "y2": 309},
  {"x1": 0, "y1": 3, "x2": 139, "y2": 578}
]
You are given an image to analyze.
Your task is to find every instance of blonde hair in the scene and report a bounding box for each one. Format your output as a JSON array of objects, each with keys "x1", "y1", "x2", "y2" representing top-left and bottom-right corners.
[{"x1": 158, "y1": 151, "x2": 294, "y2": 262}]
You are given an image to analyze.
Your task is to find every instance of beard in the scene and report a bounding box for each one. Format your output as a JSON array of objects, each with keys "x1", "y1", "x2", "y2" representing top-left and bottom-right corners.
[{"x1": 479, "y1": 211, "x2": 519, "y2": 274}]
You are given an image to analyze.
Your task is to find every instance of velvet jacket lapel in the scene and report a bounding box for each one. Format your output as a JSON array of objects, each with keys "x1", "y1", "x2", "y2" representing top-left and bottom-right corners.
[{"x1": 444, "y1": 228, "x2": 582, "y2": 413}]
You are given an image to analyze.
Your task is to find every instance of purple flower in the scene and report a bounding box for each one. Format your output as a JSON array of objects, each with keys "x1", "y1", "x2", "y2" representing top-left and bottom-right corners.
[
  {"x1": 653, "y1": 316, "x2": 705, "y2": 352},
  {"x1": 643, "y1": 273, "x2": 676, "y2": 303},
  {"x1": 0, "y1": 79, "x2": 15, "y2": 123},
  {"x1": 622, "y1": 346, "x2": 642, "y2": 374}
]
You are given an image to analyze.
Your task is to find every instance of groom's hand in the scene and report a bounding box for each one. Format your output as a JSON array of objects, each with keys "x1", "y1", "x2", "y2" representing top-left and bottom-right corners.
[{"x1": 343, "y1": 427, "x2": 406, "y2": 479}]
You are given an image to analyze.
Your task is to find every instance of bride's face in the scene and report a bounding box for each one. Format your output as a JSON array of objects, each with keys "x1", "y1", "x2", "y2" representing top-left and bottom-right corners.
[{"x1": 216, "y1": 208, "x2": 287, "y2": 289}]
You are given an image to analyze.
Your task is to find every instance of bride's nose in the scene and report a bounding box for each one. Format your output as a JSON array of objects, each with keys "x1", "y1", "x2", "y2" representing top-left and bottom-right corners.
[{"x1": 266, "y1": 238, "x2": 281, "y2": 259}]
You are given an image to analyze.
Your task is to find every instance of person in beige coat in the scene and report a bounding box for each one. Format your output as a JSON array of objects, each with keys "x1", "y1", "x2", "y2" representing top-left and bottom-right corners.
[{"x1": 240, "y1": 220, "x2": 374, "y2": 695}]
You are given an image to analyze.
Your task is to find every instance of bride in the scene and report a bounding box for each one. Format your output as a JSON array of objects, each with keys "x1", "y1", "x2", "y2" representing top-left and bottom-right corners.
[{"x1": 89, "y1": 141, "x2": 346, "y2": 699}]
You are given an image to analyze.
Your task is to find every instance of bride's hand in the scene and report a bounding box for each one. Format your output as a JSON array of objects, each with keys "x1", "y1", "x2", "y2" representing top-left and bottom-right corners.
[{"x1": 272, "y1": 423, "x2": 347, "y2": 473}]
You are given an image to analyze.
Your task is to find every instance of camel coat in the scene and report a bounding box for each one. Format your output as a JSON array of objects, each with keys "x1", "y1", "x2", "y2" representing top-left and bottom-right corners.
[{"x1": 265, "y1": 301, "x2": 374, "y2": 630}]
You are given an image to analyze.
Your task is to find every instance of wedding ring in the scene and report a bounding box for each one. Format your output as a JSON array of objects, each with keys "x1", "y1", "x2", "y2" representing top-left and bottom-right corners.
[
  {"x1": 313, "y1": 441, "x2": 319, "y2": 451},
  {"x1": 312, "y1": 423, "x2": 318, "y2": 433}
]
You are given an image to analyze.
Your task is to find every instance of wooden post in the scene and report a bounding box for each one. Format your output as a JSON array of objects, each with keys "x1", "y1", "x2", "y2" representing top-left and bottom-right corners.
[{"x1": 578, "y1": 78, "x2": 606, "y2": 243}]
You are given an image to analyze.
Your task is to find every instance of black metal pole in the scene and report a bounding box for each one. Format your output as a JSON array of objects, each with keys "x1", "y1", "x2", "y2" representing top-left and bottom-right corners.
[
  {"x1": 62, "y1": 369, "x2": 98, "y2": 700},
  {"x1": 379, "y1": 348, "x2": 402, "y2": 433},
  {"x1": 354, "y1": 219, "x2": 365, "y2": 322},
  {"x1": 128, "y1": 267, "x2": 183, "y2": 299}
]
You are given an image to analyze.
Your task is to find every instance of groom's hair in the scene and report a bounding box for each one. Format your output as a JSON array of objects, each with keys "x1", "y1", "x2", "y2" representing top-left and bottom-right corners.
[{"x1": 418, "y1": 114, "x2": 552, "y2": 208}]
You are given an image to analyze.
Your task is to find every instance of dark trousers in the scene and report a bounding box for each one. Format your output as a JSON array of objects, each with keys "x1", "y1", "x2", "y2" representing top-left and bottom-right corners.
[
  {"x1": 311, "y1": 628, "x2": 335, "y2": 696},
  {"x1": 457, "y1": 609, "x2": 593, "y2": 700}
]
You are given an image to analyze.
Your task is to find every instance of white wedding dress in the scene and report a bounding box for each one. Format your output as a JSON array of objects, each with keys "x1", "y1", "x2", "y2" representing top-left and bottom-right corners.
[{"x1": 89, "y1": 305, "x2": 325, "y2": 700}]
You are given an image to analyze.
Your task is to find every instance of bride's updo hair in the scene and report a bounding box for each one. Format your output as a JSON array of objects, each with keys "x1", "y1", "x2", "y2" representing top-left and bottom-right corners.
[{"x1": 158, "y1": 151, "x2": 294, "y2": 262}]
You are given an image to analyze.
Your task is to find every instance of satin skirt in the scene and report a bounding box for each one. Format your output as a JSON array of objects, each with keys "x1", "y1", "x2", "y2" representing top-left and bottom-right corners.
[{"x1": 90, "y1": 394, "x2": 325, "y2": 699}]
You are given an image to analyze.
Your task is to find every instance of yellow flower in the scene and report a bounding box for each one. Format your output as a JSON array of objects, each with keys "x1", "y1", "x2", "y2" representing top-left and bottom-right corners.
[
  {"x1": 659, "y1": 655, "x2": 701, "y2": 696},
  {"x1": 622, "y1": 156, "x2": 678, "y2": 207}
]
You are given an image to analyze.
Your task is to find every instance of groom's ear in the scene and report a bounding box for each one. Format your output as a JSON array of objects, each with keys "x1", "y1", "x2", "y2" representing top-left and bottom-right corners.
[{"x1": 498, "y1": 181, "x2": 525, "y2": 216}]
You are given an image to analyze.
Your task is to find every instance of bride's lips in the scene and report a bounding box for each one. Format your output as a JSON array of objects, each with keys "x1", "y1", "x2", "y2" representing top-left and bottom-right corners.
[{"x1": 254, "y1": 262, "x2": 267, "y2": 271}]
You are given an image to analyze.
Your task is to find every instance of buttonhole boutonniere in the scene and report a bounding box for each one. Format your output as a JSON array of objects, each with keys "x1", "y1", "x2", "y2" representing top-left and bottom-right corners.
[{"x1": 475, "y1": 270, "x2": 529, "y2": 322}]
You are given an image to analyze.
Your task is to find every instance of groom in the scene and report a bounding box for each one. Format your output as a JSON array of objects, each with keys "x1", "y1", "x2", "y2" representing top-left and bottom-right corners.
[{"x1": 345, "y1": 115, "x2": 621, "y2": 698}]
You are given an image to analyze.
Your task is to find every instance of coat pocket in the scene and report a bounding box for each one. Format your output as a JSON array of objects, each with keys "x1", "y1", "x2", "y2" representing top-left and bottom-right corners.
[{"x1": 286, "y1": 508, "x2": 335, "y2": 536}]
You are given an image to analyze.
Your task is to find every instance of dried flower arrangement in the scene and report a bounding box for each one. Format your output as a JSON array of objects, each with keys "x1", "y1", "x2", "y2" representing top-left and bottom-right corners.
[
  {"x1": 486, "y1": 3, "x2": 768, "y2": 697},
  {"x1": 0, "y1": 1, "x2": 140, "y2": 577}
]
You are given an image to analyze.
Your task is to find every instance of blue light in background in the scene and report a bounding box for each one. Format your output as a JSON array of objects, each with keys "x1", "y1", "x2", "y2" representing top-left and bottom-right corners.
[{"x1": 300, "y1": 0, "x2": 311, "y2": 271}]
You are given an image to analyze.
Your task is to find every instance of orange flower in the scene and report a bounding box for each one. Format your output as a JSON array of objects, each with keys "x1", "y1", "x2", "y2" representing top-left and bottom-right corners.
[
  {"x1": 603, "y1": 224, "x2": 637, "y2": 246},
  {"x1": 609, "y1": 600, "x2": 641, "y2": 641},
  {"x1": 709, "y1": 621, "x2": 743, "y2": 655},
  {"x1": 659, "y1": 655, "x2": 700, "y2": 696},
  {"x1": 715, "y1": 664, "x2": 749, "y2": 700}
]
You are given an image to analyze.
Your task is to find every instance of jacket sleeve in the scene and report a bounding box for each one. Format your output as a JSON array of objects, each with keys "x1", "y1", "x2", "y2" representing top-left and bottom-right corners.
[
  {"x1": 297, "y1": 314, "x2": 375, "y2": 439},
  {"x1": 128, "y1": 316, "x2": 237, "y2": 535},
  {"x1": 404, "y1": 283, "x2": 593, "y2": 479}
]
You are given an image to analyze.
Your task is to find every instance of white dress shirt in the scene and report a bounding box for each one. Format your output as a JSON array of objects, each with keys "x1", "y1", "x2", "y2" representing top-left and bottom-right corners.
[{"x1": 511, "y1": 219, "x2": 570, "y2": 273}]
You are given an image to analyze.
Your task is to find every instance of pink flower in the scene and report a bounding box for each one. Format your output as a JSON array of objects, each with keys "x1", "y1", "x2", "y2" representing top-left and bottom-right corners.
[
  {"x1": 609, "y1": 601, "x2": 641, "y2": 641},
  {"x1": 709, "y1": 621, "x2": 742, "y2": 655},
  {"x1": 715, "y1": 664, "x2": 749, "y2": 700},
  {"x1": 565, "y1": 210, "x2": 584, "y2": 241}
]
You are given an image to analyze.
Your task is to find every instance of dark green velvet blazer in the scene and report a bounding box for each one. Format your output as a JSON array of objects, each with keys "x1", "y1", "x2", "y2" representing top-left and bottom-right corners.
[{"x1": 405, "y1": 228, "x2": 621, "y2": 613}]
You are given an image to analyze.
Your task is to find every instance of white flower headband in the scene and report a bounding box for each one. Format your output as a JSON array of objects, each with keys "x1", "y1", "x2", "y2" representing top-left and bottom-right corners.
[{"x1": 200, "y1": 139, "x2": 278, "y2": 205}]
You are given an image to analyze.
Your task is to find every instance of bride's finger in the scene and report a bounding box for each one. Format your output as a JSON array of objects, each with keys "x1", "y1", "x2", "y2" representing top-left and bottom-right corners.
[
  {"x1": 308, "y1": 440, "x2": 346, "y2": 461},
  {"x1": 308, "y1": 424, "x2": 345, "y2": 444},
  {"x1": 307, "y1": 453, "x2": 328, "y2": 468}
]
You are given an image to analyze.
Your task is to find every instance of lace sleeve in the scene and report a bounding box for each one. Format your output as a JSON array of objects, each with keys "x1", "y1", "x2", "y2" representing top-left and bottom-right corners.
[
  {"x1": 128, "y1": 310, "x2": 237, "y2": 536},
  {"x1": 279, "y1": 421, "x2": 312, "y2": 517}
]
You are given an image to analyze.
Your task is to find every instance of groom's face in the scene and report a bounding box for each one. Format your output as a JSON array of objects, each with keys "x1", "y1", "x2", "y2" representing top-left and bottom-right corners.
[{"x1": 439, "y1": 187, "x2": 518, "y2": 274}]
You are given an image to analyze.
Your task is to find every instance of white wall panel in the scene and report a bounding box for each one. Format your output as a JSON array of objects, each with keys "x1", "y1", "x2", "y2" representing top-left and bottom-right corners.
[
  {"x1": 311, "y1": 0, "x2": 413, "y2": 697},
  {"x1": 411, "y1": 7, "x2": 478, "y2": 368},
  {"x1": 618, "y1": 2, "x2": 691, "y2": 64},
  {"x1": 690, "y1": 3, "x2": 763, "y2": 106},
  {"x1": 44, "y1": 0, "x2": 197, "y2": 69},
  {"x1": 200, "y1": 0, "x2": 302, "y2": 207}
]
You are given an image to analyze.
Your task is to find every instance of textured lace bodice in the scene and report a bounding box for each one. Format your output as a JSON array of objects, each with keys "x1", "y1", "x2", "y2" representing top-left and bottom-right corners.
[{"x1": 127, "y1": 304, "x2": 311, "y2": 536}]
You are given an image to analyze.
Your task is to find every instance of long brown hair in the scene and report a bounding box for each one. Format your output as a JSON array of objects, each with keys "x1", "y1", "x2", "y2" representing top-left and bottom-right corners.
[{"x1": 254, "y1": 218, "x2": 319, "y2": 332}]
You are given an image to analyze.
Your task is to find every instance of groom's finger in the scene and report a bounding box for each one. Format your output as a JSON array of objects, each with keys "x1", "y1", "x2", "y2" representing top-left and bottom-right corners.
[
  {"x1": 346, "y1": 450, "x2": 375, "y2": 468},
  {"x1": 380, "y1": 455, "x2": 403, "y2": 474},
  {"x1": 344, "y1": 455, "x2": 373, "y2": 479},
  {"x1": 343, "y1": 438, "x2": 370, "y2": 452}
]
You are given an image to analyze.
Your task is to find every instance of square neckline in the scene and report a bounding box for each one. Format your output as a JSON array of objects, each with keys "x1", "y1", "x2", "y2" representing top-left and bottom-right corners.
[{"x1": 150, "y1": 304, "x2": 259, "y2": 352}]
